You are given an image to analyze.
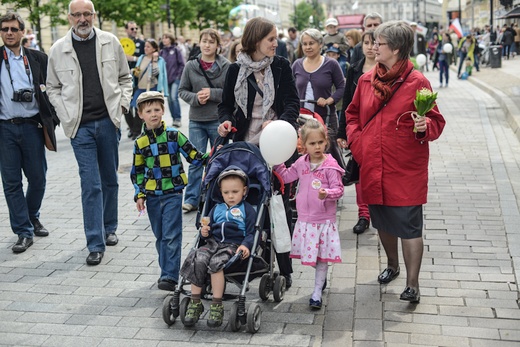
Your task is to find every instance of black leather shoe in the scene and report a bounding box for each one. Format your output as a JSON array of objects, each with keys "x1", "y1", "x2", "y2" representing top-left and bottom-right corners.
[
  {"x1": 106, "y1": 234, "x2": 118, "y2": 246},
  {"x1": 31, "y1": 219, "x2": 49, "y2": 237},
  {"x1": 378, "y1": 266, "x2": 400, "y2": 284},
  {"x1": 400, "y1": 287, "x2": 420, "y2": 303},
  {"x1": 283, "y1": 274, "x2": 292, "y2": 289},
  {"x1": 157, "y1": 279, "x2": 177, "y2": 291},
  {"x1": 12, "y1": 237, "x2": 34, "y2": 253},
  {"x1": 353, "y1": 218, "x2": 369, "y2": 234},
  {"x1": 86, "y1": 252, "x2": 104, "y2": 265}
]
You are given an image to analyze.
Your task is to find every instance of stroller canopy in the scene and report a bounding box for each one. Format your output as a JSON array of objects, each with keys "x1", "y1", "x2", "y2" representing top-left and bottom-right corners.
[{"x1": 205, "y1": 141, "x2": 271, "y2": 195}]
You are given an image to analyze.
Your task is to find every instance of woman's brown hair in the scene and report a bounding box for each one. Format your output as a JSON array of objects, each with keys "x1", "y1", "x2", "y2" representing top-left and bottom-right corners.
[{"x1": 241, "y1": 17, "x2": 276, "y2": 56}]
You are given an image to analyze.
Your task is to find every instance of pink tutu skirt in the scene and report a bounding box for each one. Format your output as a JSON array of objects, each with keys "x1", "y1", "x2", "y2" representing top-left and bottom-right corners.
[{"x1": 290, "y1": 220, "x2": 342, "y2": 266}]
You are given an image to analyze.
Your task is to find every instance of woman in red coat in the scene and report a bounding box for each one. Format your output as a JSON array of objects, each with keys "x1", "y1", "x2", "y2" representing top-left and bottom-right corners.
[{"x1": 346, "y1": 21, "x2": 445, "y2": 303}]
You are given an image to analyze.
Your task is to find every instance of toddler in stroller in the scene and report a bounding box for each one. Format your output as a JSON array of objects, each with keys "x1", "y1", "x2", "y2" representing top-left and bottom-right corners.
[
  {"x1": 162, "y1": 141, "x2": 285, "y2": 333},
  {"x1": 179, "y1": 166, "x2": 255, "y2": 328}
]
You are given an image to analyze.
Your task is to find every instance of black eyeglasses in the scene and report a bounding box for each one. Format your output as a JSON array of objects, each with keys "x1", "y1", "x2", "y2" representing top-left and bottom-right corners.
[
  {"x1": 70, "y1": 12, "x2": 94, "y2": 18},
  {"x1": 1, "y1": 27, "x2": 21, "y2": 33},
  {"x1": 129, "y1": 28, "x2": 138, "y2": 31}
]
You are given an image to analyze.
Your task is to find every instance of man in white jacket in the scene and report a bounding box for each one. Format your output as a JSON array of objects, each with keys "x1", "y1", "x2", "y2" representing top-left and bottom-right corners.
[{"x1": 47, "y1": 0, "x2": 132, "y2": 266}]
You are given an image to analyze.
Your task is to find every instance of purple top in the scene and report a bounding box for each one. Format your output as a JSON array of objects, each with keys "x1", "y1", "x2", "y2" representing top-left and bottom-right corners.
[
  {"x1": 292, "y1": 56, "x2": 345, "y2": 128},
  {"x1": 159, "y1": 44, "x2": 185, "y2": 83}
]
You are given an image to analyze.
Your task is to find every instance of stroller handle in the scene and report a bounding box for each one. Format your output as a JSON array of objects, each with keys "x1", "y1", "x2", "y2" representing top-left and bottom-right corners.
[{"x1": 300, "y1": 99, "x2": 331, "y2": 116}]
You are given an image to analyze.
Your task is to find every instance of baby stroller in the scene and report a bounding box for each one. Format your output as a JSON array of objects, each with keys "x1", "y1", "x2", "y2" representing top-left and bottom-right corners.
[
  {"x1": 298, "y1": 100, "x2": 346, "y2": 170},
  {"x1": 162, "y1": 141, "x2": 286, "y2": 333}
]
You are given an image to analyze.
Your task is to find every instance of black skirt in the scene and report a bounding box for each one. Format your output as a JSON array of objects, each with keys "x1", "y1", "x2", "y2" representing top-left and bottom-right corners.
[{"x1": 368, "y1": 205, "x2": 423, "y2": 239}]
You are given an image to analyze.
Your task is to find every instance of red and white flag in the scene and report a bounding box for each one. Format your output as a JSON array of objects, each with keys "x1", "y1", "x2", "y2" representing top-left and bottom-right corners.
[{"x1": 449, "y1": 18, "x2": 463, "y2": 38}]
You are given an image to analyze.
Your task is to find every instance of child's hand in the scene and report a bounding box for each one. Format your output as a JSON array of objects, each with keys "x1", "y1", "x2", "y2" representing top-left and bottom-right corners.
[
  {"x1": 237, "y1": 245, "x2": 250, "y2": 259},
  {"x1": 200, "y1": 225, "x2": 210, "y2": 237},
  {"x1": 318, "y1": 188, "x2": 327, "y2": 200},
  {"x1": 136, "y1": 198, "x2": 146, "y2": 212}
]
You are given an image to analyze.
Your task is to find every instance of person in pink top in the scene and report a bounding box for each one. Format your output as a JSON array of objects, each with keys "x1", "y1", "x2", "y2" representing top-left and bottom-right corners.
[{"x1": 274, "y1": 119, "x2": 344, "y2": 310}]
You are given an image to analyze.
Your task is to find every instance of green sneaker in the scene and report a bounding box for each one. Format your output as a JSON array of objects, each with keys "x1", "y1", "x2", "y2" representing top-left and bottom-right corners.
[
  {"x1": 207, "y1": 303, "x2": 224, "y2": 327},
  {"x1": 184, "y1": 301, "x2": 204, "y2": 327}
]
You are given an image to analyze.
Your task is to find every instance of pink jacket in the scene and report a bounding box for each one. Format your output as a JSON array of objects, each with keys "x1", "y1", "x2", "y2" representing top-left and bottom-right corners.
[
  {"x1": 345, "y1": 62, "x2": 445, "y2": 206},
  {"x1": 274, "y1": 154, "x2": 344, "y2": 223}
]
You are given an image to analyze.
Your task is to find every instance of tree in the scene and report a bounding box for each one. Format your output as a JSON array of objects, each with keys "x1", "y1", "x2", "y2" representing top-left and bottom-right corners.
[
  {"x1": 291, "y1": 1, "x2": 325, "y2": 31},
  {"x1": 92, "y1": 0, "x2": 164, "y2": 29},
  {"x1": 290, "y1": 2, "x2": 313, "y2": 31},
  {"x1": 0, "y1": 0, "x2": 69, "y2": 48},
  {"x1": 190, "y1": 0, "x2": 241, "y2": 32},
  {"x1": 169, "y1": 0, "x2": 195, "y2": 35}
]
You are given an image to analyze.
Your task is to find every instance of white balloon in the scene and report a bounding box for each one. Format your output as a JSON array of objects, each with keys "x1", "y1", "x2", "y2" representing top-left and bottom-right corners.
[
  {"x1": 416, "y1": 54, "x2": 426, "y2": 66},
  {"x1": 259, "y1": 120, "x2": 297, "y2": 166},
  {"x1": 443, "y1": 43, "x2": 453, "y2": 53},
  {"x1": 232, "y1": 26, "x2": 242, "y2": 38}
]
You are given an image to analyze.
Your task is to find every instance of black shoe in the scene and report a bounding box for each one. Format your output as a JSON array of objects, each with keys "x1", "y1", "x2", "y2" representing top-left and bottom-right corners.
[
  {"x1": 31, "y1": 219, "x2": 49, "y2": 237},
  {"x1": 106, "y1": 234, "x2": 118, "y2": 246},
  {"x1": 353, "y1": 218, "x2": 369, "y2": 234},
  {"x1": 377, "y1": 267, "x2": 400, "y2": 284},
  {"x1": 12, "y1": 237, "x2": 33, "y2": 253},
  {"x1": 283, "y1": 274, "x2": 292, "y2": 289},
  {"x1": 400, "y1": 287, "x2": 420, "y2": 303},
  {"x1": 86, "y1": 252, "x2": 104, "y2": 265},
  {"x1": 157, "y1": 279, "x2": 177, "y2": 291}
]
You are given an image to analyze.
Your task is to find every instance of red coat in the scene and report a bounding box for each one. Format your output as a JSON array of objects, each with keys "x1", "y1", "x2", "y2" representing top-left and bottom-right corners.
[{"x1": 345, "y1": 62, "x2": 445, "y2": 206}]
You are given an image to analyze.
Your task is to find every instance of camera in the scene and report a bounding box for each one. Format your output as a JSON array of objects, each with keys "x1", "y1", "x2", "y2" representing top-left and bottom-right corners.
[{"x1": 12, "y1": 88, "x2": 34, "y2": 103}]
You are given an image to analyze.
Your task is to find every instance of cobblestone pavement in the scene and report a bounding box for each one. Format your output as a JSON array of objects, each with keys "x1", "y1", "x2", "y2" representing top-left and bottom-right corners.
[{"x1": 0, "y1": 60, "x2": 519, "y2": 346}]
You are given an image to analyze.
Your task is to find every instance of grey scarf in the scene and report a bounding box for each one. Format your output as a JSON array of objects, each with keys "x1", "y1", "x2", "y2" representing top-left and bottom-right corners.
[{"x1": 234, "y1": 53, "x2": 275, "y2": 120}]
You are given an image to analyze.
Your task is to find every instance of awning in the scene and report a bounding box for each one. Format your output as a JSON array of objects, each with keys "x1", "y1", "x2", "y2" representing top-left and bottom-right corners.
[
  {"x1": 498, "y1": 6, "x2": 520, "y2": 19},
  {"x1": 336, "y1": 14, "x2": 365, "y2": 30}
]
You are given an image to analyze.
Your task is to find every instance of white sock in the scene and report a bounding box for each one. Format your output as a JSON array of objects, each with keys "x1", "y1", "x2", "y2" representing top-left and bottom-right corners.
[{"x1": 311, "y1": 261, "x2": 328, "y2": 301}]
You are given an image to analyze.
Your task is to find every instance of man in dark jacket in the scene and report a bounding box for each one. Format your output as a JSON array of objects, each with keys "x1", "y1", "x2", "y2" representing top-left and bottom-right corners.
[{"x1": 0, "y1": 12, "x2": 58, "y2": 253}]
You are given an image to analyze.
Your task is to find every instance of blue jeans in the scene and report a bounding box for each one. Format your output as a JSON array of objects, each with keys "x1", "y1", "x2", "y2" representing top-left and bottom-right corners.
[
  {"x1": 439, "y1": 60, "x2": 449, "y2": 85},
  {"x1": 168, "y1": 80, "x2": 181, "y2": 121},
  {"x1": 146, "y1": 193, "x2": 183, "y2": 282},
  {"x1": 183, "y1": 120, "x2": 219, "y2": 206},
  {"x1": 71, "y1": 116, "x2": 120, "y2": 252},
  {"x1": 0, "y1": 120, "x2": 46, "y2": 238}
]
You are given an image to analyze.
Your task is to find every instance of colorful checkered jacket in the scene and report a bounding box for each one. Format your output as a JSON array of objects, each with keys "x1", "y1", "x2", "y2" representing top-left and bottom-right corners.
[{"x1": 131, "y1": 121, "x2": 207, "y2": 201}]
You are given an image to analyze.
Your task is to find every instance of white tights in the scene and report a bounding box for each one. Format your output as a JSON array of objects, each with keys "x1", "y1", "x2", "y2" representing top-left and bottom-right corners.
[{"x1": 311, "y1": 261, "x2": 328, "y2": 301}]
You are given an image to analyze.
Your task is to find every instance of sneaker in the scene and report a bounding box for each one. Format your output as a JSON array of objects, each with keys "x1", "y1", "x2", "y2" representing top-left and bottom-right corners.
[
  {"x1": 182, "y1": 203, "x2": 197, "y2": 212},
  {"x1": 207, "y1": 303, "x2": 224, "y2": 327},
  {"x1": 438, "y1": 84, "x2": 443, "y2": 88},
  {"x1": 184, "y1": 301, "x2": 204, "y2": 327},
  {"x1": 353, "y1": 218, "x2": 369, "y2": 234},
  {"x1": 172, "y1": 120, "x2": 182, "y2": 127},
  {"x1": 309, "y1": 298, "x2": 322, "y2": 309}
]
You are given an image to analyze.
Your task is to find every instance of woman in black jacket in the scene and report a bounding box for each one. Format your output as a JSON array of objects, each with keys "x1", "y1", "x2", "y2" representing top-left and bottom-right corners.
[
  {"x1": 218, "y1": 17, "x2": 299, "y2": 144},
  {"x1": 218, "y1": 17, "x2": 299, "y2": 288},
  {"x1": 338, "y1": 30, "x2": 376, "y2": 236}
]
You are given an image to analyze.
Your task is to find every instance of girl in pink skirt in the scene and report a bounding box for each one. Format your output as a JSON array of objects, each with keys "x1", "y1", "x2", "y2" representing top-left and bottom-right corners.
[{"x1": 274, "y1": 119, "x2": 344, "y2": 309}]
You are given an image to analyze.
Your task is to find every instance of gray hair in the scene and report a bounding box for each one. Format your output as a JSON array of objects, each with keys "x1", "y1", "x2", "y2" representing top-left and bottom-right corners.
[
  {"x1": 68, "y1": 0, "x2": 96, "y2": 14},
  {"x1": 374, "y1": 20, "x2": 414, "y2": 61},
  {"x1": 299, "y1": 28, "x2": 323, "y2": 45},
  {"x1": 363, "y1": 12, "x2": 383, "y2": 27}
]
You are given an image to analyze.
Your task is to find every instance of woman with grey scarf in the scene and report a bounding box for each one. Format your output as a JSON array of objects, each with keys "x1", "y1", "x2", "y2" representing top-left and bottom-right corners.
[{"x1": 218, "y1": 17, "x2": 299, "y2": 288}]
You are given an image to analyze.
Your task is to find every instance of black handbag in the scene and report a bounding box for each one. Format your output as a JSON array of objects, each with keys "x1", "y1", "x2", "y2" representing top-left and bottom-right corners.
[
  {"x1": 343, "y1": 69, "x2": 412, "y2": 186},
  {"x1": 342, "y1": 151, "x2": 359, "y2": 186}
]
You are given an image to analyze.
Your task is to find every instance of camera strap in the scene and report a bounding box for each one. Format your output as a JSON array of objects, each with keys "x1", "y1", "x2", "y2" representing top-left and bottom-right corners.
[{"x1": 2, "y1": 48, "x2": 32, "y2": 91}]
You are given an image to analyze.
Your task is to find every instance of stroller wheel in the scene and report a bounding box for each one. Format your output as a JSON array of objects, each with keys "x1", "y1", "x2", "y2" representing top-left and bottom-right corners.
[
  {"x1": 229, "y1": 301, "x2": 242, "y2": 332},
  {"x1": 258, "y1": 274, "x2": 271, "y2": 301},
  {"x1": 162, "y1": 295, "x2": 178, "y2": 325},
  {"x1": 273, "y1": 275, "x2": 286, "y2": 302},
  {"x1": 246, "y1": 303, "x2": 262, "y2": 333},
  {"x1": 179, "y1": 297, "x2": 191, "y2": 326}
]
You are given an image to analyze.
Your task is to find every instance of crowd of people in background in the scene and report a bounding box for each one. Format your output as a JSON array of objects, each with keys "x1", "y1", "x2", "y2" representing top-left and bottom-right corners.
[{"x1": 3, "y1": 0, "x2": 518, "y2": 308}]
